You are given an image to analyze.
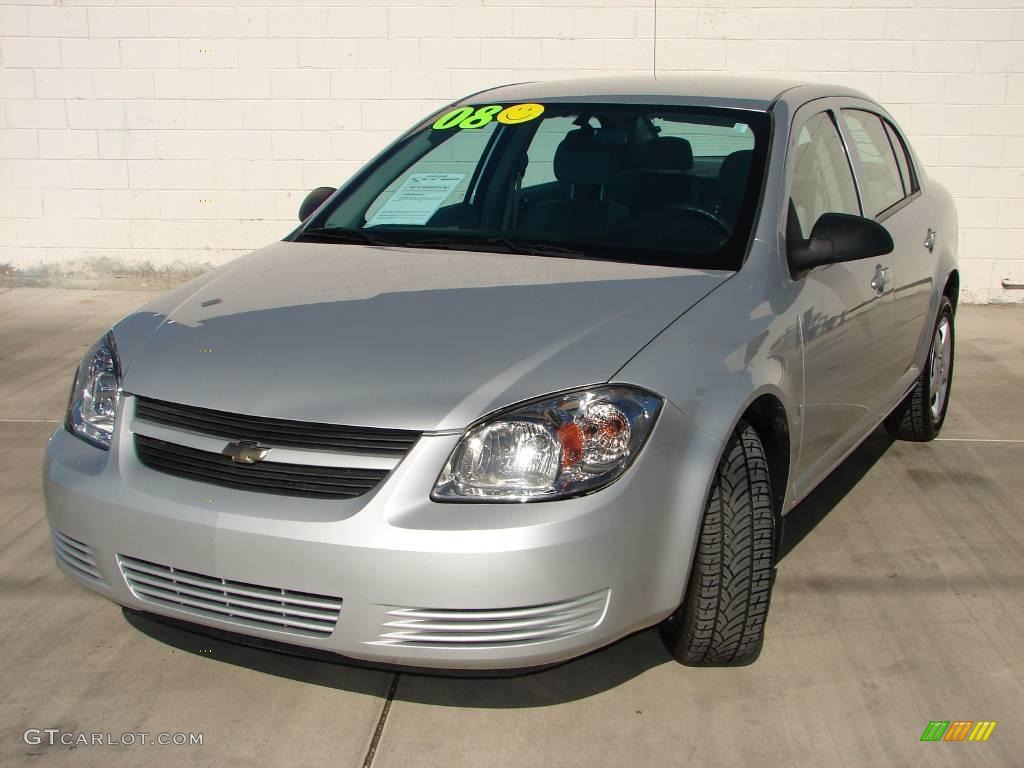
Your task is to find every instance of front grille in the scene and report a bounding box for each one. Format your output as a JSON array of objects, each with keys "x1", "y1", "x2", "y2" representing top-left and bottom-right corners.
[
  {"x1": 52, "y1": 530, "x2": 104, "y2": 584},
  {"x1": 134, "y1": 396, "x2": 421, "y2": 457},
  {"x1": 118, "y1": 555, "x2": 342, "y2": 637},
  {"x1": 374, "y1": 591, "x2": 610, "y2": 649},
  {"x1": 135, "y1": 435, "x2": 388, "y2": 499}
]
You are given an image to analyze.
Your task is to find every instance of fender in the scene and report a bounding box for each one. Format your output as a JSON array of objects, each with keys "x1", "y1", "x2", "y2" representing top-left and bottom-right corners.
[{"x1": 615, "y1": 241, "x2": 804, "y2": 514}]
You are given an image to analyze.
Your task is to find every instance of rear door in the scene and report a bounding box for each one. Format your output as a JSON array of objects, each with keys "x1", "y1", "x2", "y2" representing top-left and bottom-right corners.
[
  {"x1": 786, "y1": 105, "x2": 896, "y2": 499},
  {"x1": 837, "y1": 104, "x2": 934, "y2": 399}
]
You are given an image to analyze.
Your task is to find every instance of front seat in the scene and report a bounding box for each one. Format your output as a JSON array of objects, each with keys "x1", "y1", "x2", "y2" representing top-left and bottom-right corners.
[
  {"x1": 628, "y1": 136, "x2": 696, "y2": 210},
  {"x1": 704, "y1": 149, "x2": 752, "y2": 229},
  {"x1": 521, "y1": 129, "x2": 628, "y2": 237},
  {"x1": 611, "y1": 136, "x2": 725, "y2": 251}
]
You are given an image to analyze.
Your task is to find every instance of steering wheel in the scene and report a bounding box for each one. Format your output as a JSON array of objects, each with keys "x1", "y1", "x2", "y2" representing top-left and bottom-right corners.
[{"x1": 667, "y1": 205, "x2": 732, "y2": 241}]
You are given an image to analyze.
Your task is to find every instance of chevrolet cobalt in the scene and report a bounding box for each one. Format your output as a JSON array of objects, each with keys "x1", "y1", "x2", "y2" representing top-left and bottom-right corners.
[{"x1": 45, "y1": 77, "x2": 958, "y2": 670}]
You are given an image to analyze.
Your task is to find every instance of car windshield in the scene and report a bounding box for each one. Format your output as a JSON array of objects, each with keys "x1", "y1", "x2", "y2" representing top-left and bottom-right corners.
[{"x1": 296, "y1": 102, "x2": 770, "y2": 270}]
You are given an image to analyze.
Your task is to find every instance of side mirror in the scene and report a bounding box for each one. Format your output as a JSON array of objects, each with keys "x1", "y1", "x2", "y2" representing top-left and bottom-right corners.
[
  {"x1": 298, "y1": 187, "x2": 336, "y2": 222},
  {"x1": 788, "y1": 212, "x2": 894, "y2": 274}
]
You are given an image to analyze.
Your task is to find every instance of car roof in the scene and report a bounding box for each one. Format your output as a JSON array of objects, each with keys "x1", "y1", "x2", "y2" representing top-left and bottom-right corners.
[{"x1": 460, "y1": 75, "x2": 873, "y2": 112}]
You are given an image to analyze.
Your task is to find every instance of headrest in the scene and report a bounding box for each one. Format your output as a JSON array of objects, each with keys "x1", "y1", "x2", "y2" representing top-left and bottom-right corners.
[
  {"x1": 589, "y1": 128, "x2": 628, "y2": 148},
  {"x1": 718, "y1": 149, "x2": 753, "y2": 202},
  {"x1": 635, "y1": 136, "x2": 694, "y2": 172},
  {"x1": 553, "y1": 129, "x2": 621, "y2": 186}
]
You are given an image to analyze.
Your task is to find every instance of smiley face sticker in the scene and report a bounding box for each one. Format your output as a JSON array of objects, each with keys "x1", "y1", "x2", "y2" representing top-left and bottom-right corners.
[{"x1": 497, "y1": 103, "x2": 545, "y2": 125}]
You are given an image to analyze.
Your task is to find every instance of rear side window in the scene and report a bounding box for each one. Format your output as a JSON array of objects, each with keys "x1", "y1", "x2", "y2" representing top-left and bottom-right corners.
[
  {"x1": 789, "y1": 112, "x2": 861, "y2": 239},
  {"x1": 522, "y1": 116, "x2": 593, "y2": 189},
  {"x1": 884, "y1": 120, "x2": 918, "y2": 195},
  {"x1": 841, "y1": 109, "x2": 905, "y2": 217}
]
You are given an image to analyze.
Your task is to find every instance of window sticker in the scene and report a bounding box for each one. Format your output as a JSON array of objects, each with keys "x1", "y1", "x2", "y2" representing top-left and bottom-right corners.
[
  {"x1": 432, "y1": 104, "x2": 545, "y2": 130},
  {"x1": 497, "y1": 103, "x2": 545, "y2": 125},
  {"x1": 365, "y1": 173, "x2": 466, "y2": 227}
]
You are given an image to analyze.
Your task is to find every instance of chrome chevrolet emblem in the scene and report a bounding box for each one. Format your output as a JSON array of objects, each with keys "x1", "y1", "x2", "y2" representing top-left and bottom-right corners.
[{"x1": 221, "y1": 440, "x2": 270, "y2": 464}]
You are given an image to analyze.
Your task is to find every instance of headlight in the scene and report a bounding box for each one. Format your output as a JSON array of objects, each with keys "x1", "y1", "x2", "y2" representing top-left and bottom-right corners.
[
  {"x1": 66, "y1": 331, "x2": 122, "y2": 449},
  {"x1": 433, "y1": 386, "x2": 662, "y2": 502}
]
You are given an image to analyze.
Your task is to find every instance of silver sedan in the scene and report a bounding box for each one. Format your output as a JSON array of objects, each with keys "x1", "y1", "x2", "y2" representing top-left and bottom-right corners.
[{"x1": 44, "y1": 76, "x2": 958, "y2": 671}]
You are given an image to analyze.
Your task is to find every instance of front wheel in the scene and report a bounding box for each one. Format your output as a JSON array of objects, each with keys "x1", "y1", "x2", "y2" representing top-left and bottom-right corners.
[
  {"x1": 885, "y1": 296, "x2": 955, "y2": 442},
  {"x1": 659, "y1": 421, "x2": 776, "y2": 666}
]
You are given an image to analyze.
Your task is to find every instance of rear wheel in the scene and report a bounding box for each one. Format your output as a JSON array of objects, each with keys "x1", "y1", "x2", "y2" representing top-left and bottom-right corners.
[
  {"x1": 660, "y1": 421, "x2": 776, "y2": 666},
  {"x1": 885, "y1": 297, "x2": 955, "y2": 442}
]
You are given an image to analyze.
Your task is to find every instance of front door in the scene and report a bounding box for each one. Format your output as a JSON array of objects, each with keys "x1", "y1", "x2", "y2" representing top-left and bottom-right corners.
[{"x1": 787, "y1": 107, "x2": 895, "y2": 499}]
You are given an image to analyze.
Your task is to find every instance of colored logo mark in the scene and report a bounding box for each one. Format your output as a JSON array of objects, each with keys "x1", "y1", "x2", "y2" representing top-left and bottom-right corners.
[{"x1": 920, "y1": 721, "x2": 996, "y2": 742}]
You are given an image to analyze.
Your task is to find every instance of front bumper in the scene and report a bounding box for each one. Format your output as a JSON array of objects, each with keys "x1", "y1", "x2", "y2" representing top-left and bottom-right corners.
[{"x1": 43, "y1": 398, "x2": 719, "y2": 670}]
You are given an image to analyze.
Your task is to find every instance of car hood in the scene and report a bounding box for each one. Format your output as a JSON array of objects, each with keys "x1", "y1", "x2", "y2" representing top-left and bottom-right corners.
[{"x1": 115, "y1": 241, "x2": 729, "y2": 431}]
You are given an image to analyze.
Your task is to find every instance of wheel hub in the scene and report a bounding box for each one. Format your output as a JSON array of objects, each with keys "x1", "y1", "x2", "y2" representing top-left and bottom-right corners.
[{"x1": 929, "y1": 317, "x2": 951, "y2": 421}]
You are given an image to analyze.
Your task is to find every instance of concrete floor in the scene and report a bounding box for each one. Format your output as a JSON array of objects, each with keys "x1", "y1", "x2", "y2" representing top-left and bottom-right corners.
[{"x1": 1, "y1": 287, "x2": 1021, "y2": 767}]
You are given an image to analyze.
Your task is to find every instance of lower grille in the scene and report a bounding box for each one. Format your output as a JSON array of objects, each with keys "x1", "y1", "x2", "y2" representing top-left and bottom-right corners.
[
  {"x1": 52, "y1": 530, "x2": 103, "y2": 584},
  {"x1": 374, "y1": 591, "x2": 609, "y2": 649},
  {"x1": 118, "y1": 555, "x2": 342, "y2": 638},
  {"x1": 134, "y1": 434, "x2": 388, "y2": 499}
]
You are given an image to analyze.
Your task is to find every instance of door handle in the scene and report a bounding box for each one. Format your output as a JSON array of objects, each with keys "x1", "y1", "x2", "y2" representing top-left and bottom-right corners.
[
  {"x1": 870, "y1": 265, "x2": 889, "y2": 294},
  {"x1": 924, "y1": 228, "x2": 937, "y2": 252}
]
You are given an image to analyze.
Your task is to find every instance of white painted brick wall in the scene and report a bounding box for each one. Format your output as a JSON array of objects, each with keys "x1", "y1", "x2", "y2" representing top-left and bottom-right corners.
[{"x1": 0, "y1": 0, "x2": 1022, "y2": 301}]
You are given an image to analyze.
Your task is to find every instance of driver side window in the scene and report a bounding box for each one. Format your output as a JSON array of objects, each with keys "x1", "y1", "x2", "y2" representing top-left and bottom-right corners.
[{"x1": 789, "y1": 112, "x2": 860, "y2": 239}]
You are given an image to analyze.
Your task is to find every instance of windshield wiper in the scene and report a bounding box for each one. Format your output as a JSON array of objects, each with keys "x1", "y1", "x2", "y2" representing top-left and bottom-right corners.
[
  {"x1": 297, "y1": 228, "x2": 589, "y2": 260},
  {"x1": 295, "y1": 227, "x2": 397, "y2": 246},
  {"x1": 400, "y1": 236, "x2": 586, "y2": 259}
]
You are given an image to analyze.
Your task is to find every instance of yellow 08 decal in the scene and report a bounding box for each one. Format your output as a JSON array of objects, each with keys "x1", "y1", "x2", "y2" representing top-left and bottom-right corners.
[{"x1": 432, "y1": 103, "x2": 545, "y2": 130}]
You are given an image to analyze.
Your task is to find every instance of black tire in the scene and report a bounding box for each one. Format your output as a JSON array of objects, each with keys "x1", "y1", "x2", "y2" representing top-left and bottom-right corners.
[
  {"x1": 885, "y1": 296, "x2": 955, "y2": 442},
  {"x1": 660, "y1": 421, "x2": 776, "y2": 666}
]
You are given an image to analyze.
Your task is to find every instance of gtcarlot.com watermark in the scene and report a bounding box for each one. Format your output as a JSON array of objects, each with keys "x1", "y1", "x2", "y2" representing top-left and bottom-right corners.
[{"x1": 24, "y1": 729, "x2": 203, "y2": 747}]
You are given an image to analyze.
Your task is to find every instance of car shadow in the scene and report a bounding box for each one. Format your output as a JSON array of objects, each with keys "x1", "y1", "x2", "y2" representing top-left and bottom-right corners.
[
  {"x1": 123, "y1": 427, "x2": 894, "y2": 708},
  {"x1": 777, "y1": 426, "x2": 893, "y2": 561},
  {"x1": 123, "y1": 607, "x2": 673, "y2": 706}
]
